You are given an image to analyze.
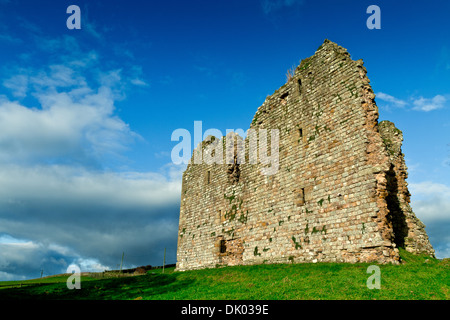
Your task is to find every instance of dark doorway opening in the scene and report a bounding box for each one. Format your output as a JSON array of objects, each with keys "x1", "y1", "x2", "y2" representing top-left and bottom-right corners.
[
  {"x1": 385, "y1": 165, "x2": 408, "y2": 248},
  {"x1": 220, "y1": 239, "x2": 227, "y2": 254}
]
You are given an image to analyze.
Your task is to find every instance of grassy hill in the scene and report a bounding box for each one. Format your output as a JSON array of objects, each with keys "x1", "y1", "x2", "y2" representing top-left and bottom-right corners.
[{"x1": 0, "y1": 249, "x2": 448, "y2": 300}]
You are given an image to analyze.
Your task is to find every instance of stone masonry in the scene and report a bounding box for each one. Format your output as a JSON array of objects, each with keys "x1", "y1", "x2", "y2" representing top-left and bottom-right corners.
[{"x1": 176, "y1": 40, "x2": 435, "y2": 271}]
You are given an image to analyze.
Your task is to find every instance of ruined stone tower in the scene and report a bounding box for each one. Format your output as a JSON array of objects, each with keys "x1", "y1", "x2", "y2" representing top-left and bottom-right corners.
[{"x1": 176, "y1": 40, "x2": 435, "y2": 271}]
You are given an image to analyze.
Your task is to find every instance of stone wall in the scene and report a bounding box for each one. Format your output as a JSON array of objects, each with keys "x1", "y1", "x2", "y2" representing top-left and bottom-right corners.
[
  {"x1": 175, "y1": 39, "x2": 434, "y2": 271},
  {"x1": 378, "y1": 121, "x2": 435, "y2": 256}
]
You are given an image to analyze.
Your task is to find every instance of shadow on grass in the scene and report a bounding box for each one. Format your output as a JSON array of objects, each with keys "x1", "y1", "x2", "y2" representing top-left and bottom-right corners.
[
  {"x1": 1, "y1": 254, "x2": 448, "y2": 300},
  {"x1": 0, "y1": 272, "x2": 195, "y2": 300}
]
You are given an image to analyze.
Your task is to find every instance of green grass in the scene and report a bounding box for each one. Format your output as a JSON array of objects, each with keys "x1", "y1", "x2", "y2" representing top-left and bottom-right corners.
[{"x1": 1, "y1": 249, "x2": 448, "y2": 300}]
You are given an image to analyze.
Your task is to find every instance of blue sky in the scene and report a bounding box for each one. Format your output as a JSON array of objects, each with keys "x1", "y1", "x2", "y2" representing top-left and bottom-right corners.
[{"x1": 0, "y1": 0, "x2": 449, "y2": 280}]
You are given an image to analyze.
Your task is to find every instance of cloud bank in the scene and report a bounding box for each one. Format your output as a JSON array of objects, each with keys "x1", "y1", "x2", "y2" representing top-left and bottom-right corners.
[
  {"x1": 0, "y1": 34, "x2": 180, "y2": 280},
  {"x1": 410, "y1": 181, "x2": 450, "y2": 259}
]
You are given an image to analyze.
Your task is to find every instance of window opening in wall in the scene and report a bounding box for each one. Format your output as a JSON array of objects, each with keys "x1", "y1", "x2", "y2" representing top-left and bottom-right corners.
[
  {"x1": 299, "y1": 128, "x2": 303, "y2": 138},
  {"x1": 220, "y1": 240, "x2": 227, "y2": 254},
  {"x1": 295, "y1": 188, "x2": 306, "y2": 207},
  {"x1": 207, "y1": 171, "x2": 211, "y2": 184},
  {"x1": 280, "y1": 92, "x2": 289, "y2": 105},
  {"x1": 298, "y1": 79, "x2": 302, "y2": 94},
  {"x1": 219, "y1": 210, "x2": 226, "y2": 223}
]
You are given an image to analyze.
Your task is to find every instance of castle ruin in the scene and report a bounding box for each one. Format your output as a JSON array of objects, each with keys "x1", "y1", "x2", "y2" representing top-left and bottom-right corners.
[{"x1": 176, "y1": 40, "x2": 435, "y2": 271}]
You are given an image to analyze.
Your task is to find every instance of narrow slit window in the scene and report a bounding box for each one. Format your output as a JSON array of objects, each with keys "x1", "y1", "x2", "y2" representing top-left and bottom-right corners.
[
  {"x1": 207, "y1": 171, "x2": 211, "y2": 184},
  {"x1": 220, "y1": 240, "x2": 227, "y2": 254},
  {"x1": 298, "y1": 79, "x2": 302, "y2": 94},
  {"x1": 301, "y1": 187, "x2": 305, "y2": 204},
  {"x1": 297, "y1": 127, "x2": 303, "y2": 145},
  {"x1": 295, "y1": 188, "x2": 306, "y2": 207}
]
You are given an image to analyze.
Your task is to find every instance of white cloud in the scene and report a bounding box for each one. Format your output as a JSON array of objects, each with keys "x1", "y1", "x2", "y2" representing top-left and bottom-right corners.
[
  {"x1": 376, "y1": 92, "x2": 407, "y2": 108},
  {"x1": 127, "y1": 65, "x2": 149, "y2": 87},
  {"x1": 410, "y1": 181, "x2": 450, "y2": 259},
  {"x1": 130, "y1": 78, "x2": 149, "y2": 87},
  {"x1": 412, "y1": 95, "x2": 446, "y2": 111},
  {"x1": 0, "y1": 234, "x2": 30, "y2": 244},
  {"x1": 0, "y1": 164, "x2": 181, "y2": 209},
  {"x1": 2, "y1": 64, "x2": 88, "y2": 98},
  {"x1": 0, "y1": 240, "x2": 41, "y2": 271},
  {"x1": 0, "y1": 235, "x2": 112, "y2": 278},
  {"x1": 0, "y1": 57, "x2": 144, "y2": 165},
  {"x1": 2, "y1": 74, "x2": 28, "y2": 97},
  {"x1": 75, "y1": 258, "x2": 111, "y2": 273},
  {"x1": 376, "y1": 92, "x2": 448, "y2": 112},
  {"x1": 0, "y1": 88, "x2": 136, "y2": 164},
  {"x1": 410, "y1": 181, "x2": 450, "y2": 223},
  {"x1": 35, "y1": 35, "x2": 80, "y2": 54},
  {"x1": 0, "y1": 271, "x2": 26, "y2": 281},
  {"x1": 67, "y1": 51, "x2": 98, "y2": 68}
]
